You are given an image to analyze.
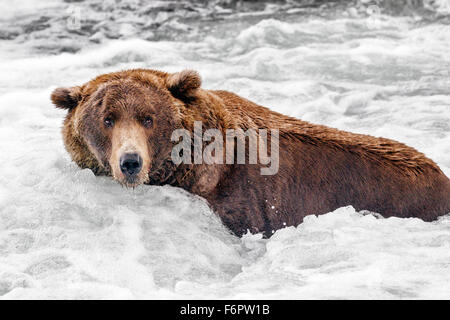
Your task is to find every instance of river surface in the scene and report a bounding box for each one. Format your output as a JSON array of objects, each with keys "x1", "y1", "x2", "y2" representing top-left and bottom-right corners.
[{"x1": 0, "y1": 0, "x2": 449, "y2": 299}]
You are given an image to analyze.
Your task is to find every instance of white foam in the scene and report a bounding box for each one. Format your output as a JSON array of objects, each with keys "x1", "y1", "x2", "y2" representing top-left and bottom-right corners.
[{"x1": 434, "y1": 0, "x2": 450, "y2": 14}]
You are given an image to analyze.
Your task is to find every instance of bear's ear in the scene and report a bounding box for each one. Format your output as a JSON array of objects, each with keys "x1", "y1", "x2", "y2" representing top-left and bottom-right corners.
[
  {"x1": 166, "y1": 70, "x2": 201, "y2": 101},
  {"x1": 51, "y1": 87, "x2": 82, "y2": 110}
]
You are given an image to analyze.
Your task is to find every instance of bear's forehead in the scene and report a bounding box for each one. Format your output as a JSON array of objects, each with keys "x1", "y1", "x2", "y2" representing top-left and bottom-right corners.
[
  {"x1": 98, "y1": 79, "x2": 165, "y2": 97},
  {"x1": 89, "y1": 79, "x2": 172, "y2": 112}
]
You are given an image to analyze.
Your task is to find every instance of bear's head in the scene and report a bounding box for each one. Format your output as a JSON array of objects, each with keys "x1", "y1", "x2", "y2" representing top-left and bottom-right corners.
[{"x1": 51, "y1": 69, "x2": 209, "y2": 188}]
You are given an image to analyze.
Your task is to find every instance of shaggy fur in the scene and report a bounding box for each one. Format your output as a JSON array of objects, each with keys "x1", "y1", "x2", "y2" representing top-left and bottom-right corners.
[{"x1": 51, "y1": 69, "x2": 450, "y2": 237}]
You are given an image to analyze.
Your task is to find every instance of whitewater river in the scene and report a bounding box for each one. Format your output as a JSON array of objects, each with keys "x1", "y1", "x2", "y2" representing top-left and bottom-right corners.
[{"x1": 0, "y1": 2, "x2": 449, "y2": 299}]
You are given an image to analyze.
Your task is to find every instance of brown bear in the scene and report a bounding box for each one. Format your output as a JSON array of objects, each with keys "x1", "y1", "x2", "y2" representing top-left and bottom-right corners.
[{"x1": 51, "y1": 69, "x2": 450, "y2": 237}]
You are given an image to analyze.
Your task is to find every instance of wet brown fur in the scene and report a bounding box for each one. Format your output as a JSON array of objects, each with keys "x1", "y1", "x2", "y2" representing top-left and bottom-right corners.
[{"x1": 51, "y1": 68, "x2": 450, "y2": 237}]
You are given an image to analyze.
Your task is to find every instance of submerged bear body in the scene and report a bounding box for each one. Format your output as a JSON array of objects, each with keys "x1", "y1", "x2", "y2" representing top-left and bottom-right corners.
[{"x1": 51, "y1": 69, "x2": 450, "y2": 237}]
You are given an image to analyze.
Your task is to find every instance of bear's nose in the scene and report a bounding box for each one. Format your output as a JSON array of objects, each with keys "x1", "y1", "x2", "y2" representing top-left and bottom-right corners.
[{"x1": 120, "y1": 153, "x2": 143, "y2": 177}]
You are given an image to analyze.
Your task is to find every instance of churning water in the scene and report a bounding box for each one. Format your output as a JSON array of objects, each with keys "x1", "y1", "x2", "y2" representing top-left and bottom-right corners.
[{"x1": 0, "y1": 0, "x2": 449, "y2": 299}]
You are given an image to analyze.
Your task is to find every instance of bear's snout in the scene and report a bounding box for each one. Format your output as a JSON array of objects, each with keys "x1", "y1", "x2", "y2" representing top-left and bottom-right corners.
[
  {"x1": 120, "y1": 153, "x2": 143, "y2": 177},
  {"x1": 107, "y1": 121, "x2": 151, "y2": 187}
]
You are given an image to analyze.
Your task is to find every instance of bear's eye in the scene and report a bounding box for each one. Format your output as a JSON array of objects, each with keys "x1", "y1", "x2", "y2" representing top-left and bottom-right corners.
[
  {"x1": 143, "y1": 117, "x2": 153, "y2": 128},
  {"x1": 104, "y1": 117, "x2": 114, "y2": 128}
]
